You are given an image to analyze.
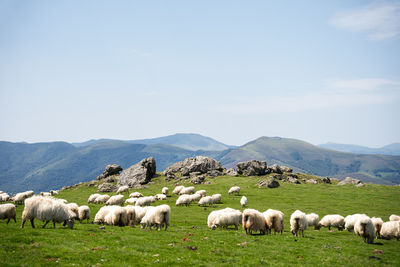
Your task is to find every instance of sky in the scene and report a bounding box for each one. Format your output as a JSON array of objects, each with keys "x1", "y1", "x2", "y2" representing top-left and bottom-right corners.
[{"x1": 0, "y1": 0, "x2": 399, "y2": 147}]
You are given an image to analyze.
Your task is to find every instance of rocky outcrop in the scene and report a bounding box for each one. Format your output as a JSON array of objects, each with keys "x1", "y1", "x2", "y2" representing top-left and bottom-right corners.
[
  {"x1": 306, "y1": 179, "x2": 318, "y2": 184},
  {"x1": 257, "y1": 178, "x2": 280, "y2": 188},
  {"x1": 280, "y1": 166, "x2": 293, "y2": 173},
  {"x1": 236, "y1": 160, "x2": 267, "y2": 176},
  {"x1": 226, "y1": 168, "x2": 238, "y2": 177},
  {"x1": 97, "y1": 182, "x2": 117, "y2": 192},
  {"x1": 268, "y1": 164, "x2": 282, "y2": 174},
  {"x1": 96, "y1": 164, "x2": 122, "y2": 180},
  {"x1": 163, "y1": 156, "x2": 224, "y2": 177},
  {"x1": 322, "y1": 177, "x2": 331, "y2": 184},
  {"x1": 118, "y1": 157, "x2": 156, "y2": 187},
  {"x1": 190, "y1": 175, "x2": 205, "y2": 185},
  {"x1": 337, "y1": 177, "x2": 363, "y2": 186}
]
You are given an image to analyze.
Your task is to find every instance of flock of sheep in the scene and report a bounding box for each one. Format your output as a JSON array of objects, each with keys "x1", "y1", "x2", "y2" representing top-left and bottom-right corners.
[{"x1": 1, "y1": 185, "x2": 399, "y2": 245}]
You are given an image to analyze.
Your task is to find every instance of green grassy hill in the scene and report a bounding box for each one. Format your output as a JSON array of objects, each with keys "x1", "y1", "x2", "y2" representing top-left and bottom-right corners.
[{"x1": 1, "y1": 173, "x2": 399, "y2": 266}]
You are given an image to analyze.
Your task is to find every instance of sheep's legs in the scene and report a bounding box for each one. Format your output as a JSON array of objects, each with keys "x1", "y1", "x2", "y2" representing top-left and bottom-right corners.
[
  {"x1": 6, "y1": 218, "x2": 10, "y2": 224},
  {"x1": 53, "y1": 221, "x2": 57, "y2": 229},
  {"x1": 30, "y1": 219, "x2": 35, "y2": 228},
  {"x1": 42, "y1": 220, "x2": 50, "y2": 228}
]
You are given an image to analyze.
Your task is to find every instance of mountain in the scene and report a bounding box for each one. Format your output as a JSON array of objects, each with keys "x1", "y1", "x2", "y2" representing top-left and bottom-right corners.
[
  {"x1": 217, "y1": 137, "x2": 400, "y2": 185},
  {"x1": 318, "y1": 142, "x2": 400, "y2": 156}
]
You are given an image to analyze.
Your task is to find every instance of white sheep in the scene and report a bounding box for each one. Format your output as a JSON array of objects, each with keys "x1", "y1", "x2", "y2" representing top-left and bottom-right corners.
[
  {"x1": 242, "y1": 209, "x2": 266, "y2": 235},
  {"x1": 94, "y1": 194, "x2": 110, "y2": 204},
  {"x1": 67, "y1": 203, "x2": 79, "y2": 219},
  {"x1": 172, "y1": 185, "x2": 184, "y2": 195},
  {"x1": 140, "y1": 204, "x2": 170, "y2": 230},
  {"x1": 211, "y1": 194, "x2": 222, "y2": 204},
  {"x1": 189, "y1": 193, "x2": 202, "y2": 203},
  {"x1": 125, "y1": 197, "x2": 138, "y2": 205},
  {"x1": 39, "y1": 192, "x2": 52, "y2": 197},
  {"x1": 389, "y1": 214, "x2": 400, "y2": 221},
  {"x1": 13, "y1": 191, "x2": 34, "y2": 204},
  {"x1": 179, "y1": 186, "x2": 195, "y2": 195},
  {"x1": 198, "y1": 196, "x2": 213, "y2": 206},
  {"x1": 228, "y1": 186, "x2": 240, "y2": 195},
  {"x1": 155, "y1": 194, "x2": 167, "y2": 200},
  {"x1": 21, "y1": 196, "x2": 75, "y2": 229},
  {"x1": 78, "y1": 205, "x2": 90, "y2": 223},
  {"x1": 195, "y1": 190, "x2": 206, "y2": 197},
  {"x1": 88, "y1": 193, "x2": 101, "y2": 204},
  {"x1": 354, "y1": 215, "x2": 375, "y2": 244},
  {"x1": 132, "y1": 206, "x2": 153, "y2": 225},
  {"x1": 290, "y1": 210, "x2": 308, "y2": 237},
  {"x1": 50, "y1": 190, "x2": 59, "y2": 196},
  {"x1": 306, "y1": 213, "x2": 319, "y2": 229},
  {"x1": 208, "y1": 208, "x2": 242, "y2": 230},
  {"x1": 57, "y1": 198, "x2": 68, "y2": 204},
  {"x1": 240, "y1": 196, "x2": 247, "y2": 208},
  {"x1": 161, "y1": 187, "x2": 169, "y2": 196},
  {"x1": 263, "y1": 209, "x2": 284, "y2": 234},
  {"x1": 116, "y1": 185, "x2": 130, "y2": 194},
  {"x1": 0, "y1": 203, "x2": 16, "y2": 224},
  {"x1": 106, "y1": 195, "x2": 124, "y2": 206},
  {"x1": 316, "y1": 214, "x2": 345, "y2": 231},
  {"x1": 124, "y1": 205, "x2": 136, "y2": 226},
  {"x1": 104, "y1": 206, "x2": 128, "y2": 226},
  {"x1": 176, "y1": 194, "x2": 192, "y2": 206},
  {"x1": 94, "y1": 206, "x2": 112, "y2": 224},
  {"x1": 344, "y1": 214, "x2": 365, "y2": 232},
  {"x1": 129, "y1": 192, "x2": 143, "y2": 198},
  {"x1": 371, "y1": 217, "x2": 384, "y2": 239},
  {"x1": 0, "y1": 193, "x2": 10, "y2": 202},
  {"x1": 380, "y1": 221, "x2": 400, "y2": 240},
  {"x1": 135, "y1": 196, "x2": 156, "y2": 207}
]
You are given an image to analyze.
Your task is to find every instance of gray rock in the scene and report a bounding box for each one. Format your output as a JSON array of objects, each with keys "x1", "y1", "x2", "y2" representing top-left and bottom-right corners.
[
  {"x1": 355, "y1": 183, "x2": 365, "y2": 187},
  {"x1": 272, "y1": 174, "x2": 283, "y2": 180},
  {"x1": 287, "y1": 177, "x2": 301, "y2": 184},
  {"x1": 87, "y1": 180, "x2": 96, "y2": 187},
  {"x1": 162, "y1": 161, "x2": 184, "y2": 175},
  {"x1": 226, "y1": 168, "x2": 238, "y2": 177},
  {"x1": 97, "y1": 182, "x2": 117, "y2": 192},
  {"x1": 337, "y1": 177, "x2": 362, "y2": 186},
  {"x1": 306, "y1": 179, "x2": 318, "y2": 184},
  {"x1": 207, "y1": 170, "x2": 224, "y2": 178},
  {"x1": 96, "y1": 164, "x2": 122, "y2": 180},
  {"x1": 269, "y1": 164, "x2": 282, "y2": 174},
  {"x1": 104, "y1": 176, "x2": 116, "y2": 183},
  {"x1": 322, "y1": 177, "x2": 331, "y2": 184},
  {"x1": 118, "y1": 157, "x2": 156, "y2": 187},
  {"x1": 236, "y1": 160, "x2": 267, "y2": 176},
  {"x1": 190, "y1": 175, "x2": 205, "y2": 185},
  {"x1": 280, "y1": 166, "x2": 293, "y2": 173},
  {"x1": 287, "y1": 173, "x2": 299, "y2": 179},
  {"x1": 257, "y1": 178, "x2": 280, "y2": 188},
  {"x1": 180, "y1": 156, "x2": 224, "y2": 176}
]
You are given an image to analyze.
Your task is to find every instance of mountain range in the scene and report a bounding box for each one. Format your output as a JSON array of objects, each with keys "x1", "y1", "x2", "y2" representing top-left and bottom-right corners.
[
  {"x1": 318, "y1": 142, "x2": 400, "y2": 156},
  {"x1": 1, "y1": 133, "x2": 399, "y2": 193}
]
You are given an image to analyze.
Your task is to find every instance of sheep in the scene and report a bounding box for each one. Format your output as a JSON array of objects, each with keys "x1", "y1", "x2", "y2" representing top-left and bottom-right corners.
[
  {"x1": 380, "y1": 221, "x2": 400, "y2": 240},
  {"x1": 0, "y1": 193, "x2": 10, "y2": 202},
  {"x1": 78, "y1": 205, "x2": 90, "y2": 223},
  {"x1": 195, "y1": 190, "x2": 206, "y2": 197},
  {"x1": 50, "y1": 190, "x2": 59, "y2": 196},
  {"x1": 104, "y1": 206, "x2": 128, "y2": 226},
  {"x1": 129, "y1": 192, "x2": 143, "y2": 198},
  {"x1": 179, "y1": 186, "x2": 195, "y2": 195},
  {"x1": 228, "y1": 186, "x2": 240, "y2": 195},
  {"x1": 125, "y1": 197, "x2": 138, "y2": 205},
  {"x1": 354, "y1": 215, "x2": 375, "y2": 244},
  {"x1": 124, "y1": 205, "x2": 136, "y2": 226},
  {"x1": 0, "y1": 203, "x2": 16, "y2": 224},
  {"x1": 263, "y1": 209, "x2": 284, "y2": 234},
  {"x1": 389, "y1": 214, "x2": 400, "y2": 221},
  {"x1": 106, "y1": 195, "x2": 124, "y2": 206},
  {"x1": 57, "y1": 198, "x2": 68, "y2": 204},
  {"x1": 94, "y1": 194, "x2": 110, "y2": 204},
  {"x1": 211, "y1": 194, "x2": 222, "y2": 204},
  {"x1": 116, "y1": 185, "x2": 129, "y2": 194},
  {"x1": 315, "y1": 214, "x2": 345, "y2": 231},
  {"x1": 132, "y1": 206, "x2": 153, "y2": 225},
  {"x1": 67, "y1": 203, "x2": 79, "y2": 219},
  {"x1": 135, "y1": 196, "x2": 156, "y2": 207},
  {"x1": 208, "y1": 208, "x2": 242, "y2": 230},
  {"x1": 290, "y1": 210, "x2": 308, "y2": 237},
  {"x1": 94, "y1": 206, "x2": 112, "y2": 224},
  {"x1": 172, "y1": 185, "x2": 185, "y2": 195},
  {"x1": 88, "y1": 193, "x2": 101, "y2": 204},
  {"x1": 344, "y1": 214, "x2": 365, "y2": 232},
  {"x1": 242, "y1": 209, "x2": 266, "y2": 235},
  {"x1": 240, "y1": 196, "x2": 247, "y2": 208},
  {"x1": 176, "y1": 194, "x2": 192, "y2": 206},
  {"x1": 155, "y1": 194, "x2": 167, "y2": 200},
  {"x1": 189, "y1": 193, "x2": 201, "y2": 203},
  {"x1": 140, "y1": 204, "x2": 170, "y2": 230},
  {"x1": 306, "y1": 213, "x2": 319, "y2": 229},
  {"x1": 198, "y1": 196, "x2": 213, "y2": 206},
  {"x1": 39, "y1": 192, "x2": 52, "y2": 197},
  {"x1": 21, "y1": 196, "x2": 75, "y2": 229},
  {"x1": 13, "y1": 191, "x2": 34, "y2": 204},
  {"x1": 371, "y1": 217, "x2": 384, "y2": 239},
  {"x1": 161, "y1": 187, "x2": 169, "y2": 196}
]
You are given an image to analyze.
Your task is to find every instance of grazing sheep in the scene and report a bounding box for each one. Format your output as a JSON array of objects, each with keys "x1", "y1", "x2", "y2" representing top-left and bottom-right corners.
[
  {"x1": 189, "y1": 193, "x2": 201, "y2": 202},
  {"x1": 94, "y1": 194, "x2": 110, "y2": 204},
  {"x1": 389, "y1": 214, "x2": 400, "y2": 221},
  {"x1": 242, "y1": 209, "x2": 266, "y2": 235},
  {"x1": 371, "y1": 217, "x2": 384, "y2": 239},
  {"x1": 198, "y1": 196, "x2": 213, "y2": 206},
  {"x1": 155, "y1": 194, "x2": 167, "y2": 200},
  {"x1": 195, "y1": 190, "x2": 206, "y2": 197},
  {"x1": 57, "y1": 199, "x2": 68, "y2": 204},
  {"x1": 88, "y1": 193, "x2": 101, "y2": 204},
  {"x1": 94, "y1": 206, "x2": 112, "y2": 224},
  {"x1": 176, "y1": 194, "x2": 192, "y2": 206},
  {"x1": 40, "y1": 192, "x2": 52, "y2": 197},
  {"x1": 380, "y1": 221, "x2": 400, "y2": 240},
  {"x1": 316, "y1": 214, "x2": 345, "y2": 231},
  {"x1": 172, "y1": 185, "x2": 185, "y2": 195},
  {"x1": 228, "y1": 186, "x2": 240, "y2": 195},
  {"x1": 125, "y1": 198, "x2": 138, "y2": 205},
  {"x1": 306, "y1": 213, "x2": 319, "y2": 229},
  {"x1": 263, "y1": 209, "x2": 284, "y2": 234},
  {"x1": 179, "y1": 186, "x2": 195, "y2": 195},
  {"x1": 290, "y1": 210, "x2": 308, "y2": 237},
  {"x1": 344, "y1": 214, "x2": 365, "y2": 232},
  {"x1": 211, "y1": 194, "x2": 222, "y2": 204},
  {"x1": 124, "y1": 205, "x2": 136, "y2": 226},
  {"x1": 13, "y1": 191, "x2": 34, "y2": 204},
  {"x1": 354, "y1": 215, "x2": 375, "y2": 244},
  {"x1": 78, "y1": 205, "x2": 90, "y2": 223},
  {"x1": 240, "y1": 196, "x2": 247, "y2": 208},
  {"x1": 129, "y1": 192, "x2": 143, "y2": 198},
  {"x1": 208, "y1": 208, "x2": 242, "y2": 230},
  {"x1": 135, "y1": 196, "x2": 156, "y2": 207},
  {"x1": 50, "y1": 190, "x2": 59, "y2": 196},
  {"x1": 132, "y1": 206, "x2": 153, "y2": 225},
  {"x1": 104, "y1": 206, "x2": 128, "y2": 226},
  {"x1": 67, "y1": 203, "x2": 79, "y2": 219},
  {"x1": 116, "y1": 185, "x2": 130, "y2": 194},
  {"x1": 140, "y1": 204, "x2": 170, "y2": 230},
  {"x1": 21, "y1": 196, "x2": 75, "y2": 229},
  {"x1": 0, "y1": 203, "x2": 16, "y2": 224},
  {"x1": 161, "y1": 187, "x2": 169, "y2": 196},
  {"x1": 0, "y1": 193, "x2": 10, "y2": 202},
  {"x1": 106, "y1": 195, "x2": 124, "y2": 206}
]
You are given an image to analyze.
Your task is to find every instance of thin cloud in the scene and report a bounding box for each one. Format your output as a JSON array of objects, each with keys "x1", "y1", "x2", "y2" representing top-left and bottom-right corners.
[
  {"x1": 330, "y1": 78, "x2": 400, "y2": 92},
  {"x1": 331, "y1": 1, "x2": 400, "y2": 41}
]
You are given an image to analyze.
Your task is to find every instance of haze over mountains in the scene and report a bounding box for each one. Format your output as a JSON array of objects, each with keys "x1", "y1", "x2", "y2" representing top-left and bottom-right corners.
[
  {"x1": 1, "y1": 133, "x2": 399, "y2": 193},
  {"x1": 318, "y1": 142, "x2": 400, "y2": 156}
]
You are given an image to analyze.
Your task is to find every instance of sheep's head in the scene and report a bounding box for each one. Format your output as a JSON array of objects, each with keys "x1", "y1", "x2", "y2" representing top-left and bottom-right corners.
[
  {"x1": 315, "y1": 223, "x2": 321, "y2": 230},
  {"x1": 65, "y1": 218, "x2": 74, "y2": 229}
]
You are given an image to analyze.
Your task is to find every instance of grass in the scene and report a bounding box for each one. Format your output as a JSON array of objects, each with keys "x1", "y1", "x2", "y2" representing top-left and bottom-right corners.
[{"x1": 1, "y1": 173, "x2": 399, "y2": 266}]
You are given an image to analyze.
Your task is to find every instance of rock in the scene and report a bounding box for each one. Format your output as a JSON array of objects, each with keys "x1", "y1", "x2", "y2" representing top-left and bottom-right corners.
[
  {"x1": 306, "y1": 179, "x2": 318, "y2": 184},
  {"x1": 204, "y1": 181, "x2": 211, "y2": 185},
  {"x1": 280, "y1": 166, "x2": 293, "y2": 173},
  {"x1": 287, "y1": 173, "x2": 299, "y2": 179},
  {"x1": 207, "y1": 170, "x2": 224, "y2": 178},
  {"x1": 257, "y1": 178, "x2": 280, "y2": 188},
  {"x1": 322, "y1": 177, "x2": 331, "y2": 184},
  {"x1": 87, "y1": 181, "x2": 96, "y2": 187},
  {"x1": 272, "y1": 174, "x2": 283, "y2": 180},
  {"x1": 190, "y1": 175, "x2": 205, "y2": 185},
  {"x1": 226, "y1": 168, "x2": 238, "y2": 177},
  {"x1": 165, "y1": 172, "x2": 178, "y2": 181},
  {"x1": 269, "y1": 164, "x2": 282, "y2": 174},
  {"x1": 118, "y1": 157, "x2": 156, "y2": 187},
  {"x1": 163, "y1": 156, "x2": 223, "y2": 177},
  {"x1": 355, "y1": 183, "x2": 365, "y2": 187},
  {"x1": 189, "y1": 172, "x2": 202, "y2": 177},
  {"x1": 96, "y1": 164, "x2": 122, "y2": 180},
  {"x1": 337, "y1": 177, "x2": 363, "y2": 186},
  {"x1": 162, "y1": 161, "x2": 184, "y2": 176},
  {"x1": 97, "y1": 182, "x2": 117, "y2": 192},
  {"x1": 236, "y1": 160, "x2": 267, "y2": 176},
  {"x1": 104, "y1": 176, "x2": 116, "y2": 183},
  {"x1": 287, "y1": 177, "x2": 301, "y2": 184}
]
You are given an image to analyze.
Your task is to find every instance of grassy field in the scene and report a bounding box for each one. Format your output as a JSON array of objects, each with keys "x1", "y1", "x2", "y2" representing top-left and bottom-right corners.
[{"x1": 1, "y1": 174, "x2": 399, "y2": 266}]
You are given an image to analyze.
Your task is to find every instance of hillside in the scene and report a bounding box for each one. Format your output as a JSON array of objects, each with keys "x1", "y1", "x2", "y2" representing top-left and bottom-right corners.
[{"x1": 319, "y1": 142, "x2": 400, "y2": 156}]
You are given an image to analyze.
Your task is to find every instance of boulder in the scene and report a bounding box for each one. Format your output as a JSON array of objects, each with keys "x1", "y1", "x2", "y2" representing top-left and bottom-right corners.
[
  {"x1": 269, "y1": 164, "x2": 282, "y2": 174},
  {"x1": 257, "y1": 178, "x2": 280, "y2": 188},
  {"x1": 190, "y1": 175, "x2": 205, "y2": 185},
  {"x1": 306, "y1": 179, "x2": 318, "y2": 184},
  {"x1": 226, "y1": 168, "x2": 238, "y2": 177},
  {"x1": 322, "y1": 177, "x2": 331, "y2": 184},
  {"x1": 337, "y1": 177, "x2": 363, "y2": 186},
  {"x1": 97, "y1": 182, "x2": 117, "y2": 193},
  {"x1": 117, "y1": 157, "x2": 156, "y2": 187},
  {"x1": 236, "y1": 160, "x2": 267, "y2": 176},
  {"x1": 280, "y1": 166, "x2": 293, "y2": 173},
  {"x1": 287, "y1": 177, "x2": 301, "y2": 184},
  {"x1": 163, "y1": 161, "x2": 184, "y2": 176},
  {"x1": 287, "y1": 173, "x2": 298, "y2": 179},
  {"x1": 355, "y1": 183, "x2": 365, "y2": 187},
  {"x1": 207, "y1": 170, "x2": 224, "y2": 178},
  {"x1": 180, "y1": 156, "x2": 224, "y2": 176},
  {"x1": 96, "y1": 164, "x2": 122, "y2": 180}
]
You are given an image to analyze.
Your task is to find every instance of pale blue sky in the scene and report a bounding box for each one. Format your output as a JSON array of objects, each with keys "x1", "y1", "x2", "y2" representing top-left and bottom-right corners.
[{"x1": 0, "y1": 0, "x2": 399, "y2": 147}]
